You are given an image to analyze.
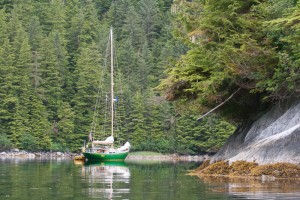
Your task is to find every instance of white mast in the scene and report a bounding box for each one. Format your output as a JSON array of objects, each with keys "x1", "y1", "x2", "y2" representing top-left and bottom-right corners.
[{"x1": 110, "y1": 27, "x2": 114, "y2": 138}]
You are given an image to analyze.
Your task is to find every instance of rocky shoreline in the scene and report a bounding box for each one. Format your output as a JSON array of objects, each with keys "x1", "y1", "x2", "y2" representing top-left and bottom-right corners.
[
  {"x1": 0, "y1": 149, "x2": 80, "y2": 159},
  {"x1": 126, "y1": 154, "x2": 211, "y2": 162},
  {"x1": 0, "y1": 149, "x2": 211, "y2": 162}
]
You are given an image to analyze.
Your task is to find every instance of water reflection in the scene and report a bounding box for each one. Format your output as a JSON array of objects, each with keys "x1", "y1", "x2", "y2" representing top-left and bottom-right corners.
[
  {"x1": 81, "y1": 161, "x2": 130, "y2": 199},
  {"x1": 2, "y1": 158, "x2": 299, "y2": 200},
  {"x1": 200, "y1": 176, "x2": 300, "y2": 199}
]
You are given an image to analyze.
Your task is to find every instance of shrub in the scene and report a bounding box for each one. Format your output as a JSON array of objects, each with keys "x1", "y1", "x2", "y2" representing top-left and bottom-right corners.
[
  {"x1": 19, "y1": 134, "x2": 37, "y2": 151},
  {"x1": 50, "y1": 142, "x2": 65, "y2": 152},
  {"x1": 0, "y1": 134, "x2": 12, "y2": 151}
]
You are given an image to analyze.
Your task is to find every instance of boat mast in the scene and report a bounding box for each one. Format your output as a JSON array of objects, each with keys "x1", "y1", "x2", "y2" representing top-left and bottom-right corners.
[{"x1": 110, "y1": 27, "x2": 114, "y2": 138}]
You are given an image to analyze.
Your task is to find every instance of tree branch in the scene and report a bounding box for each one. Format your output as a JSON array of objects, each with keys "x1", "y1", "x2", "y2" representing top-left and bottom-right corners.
[{"x1": 197, "y1": 87, "x2": 241, "y2": 121}]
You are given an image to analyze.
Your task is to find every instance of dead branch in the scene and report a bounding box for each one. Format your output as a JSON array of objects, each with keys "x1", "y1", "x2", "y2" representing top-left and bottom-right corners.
[{"x1": 197, "y1": 87, "x2": 242, "y2": 121}]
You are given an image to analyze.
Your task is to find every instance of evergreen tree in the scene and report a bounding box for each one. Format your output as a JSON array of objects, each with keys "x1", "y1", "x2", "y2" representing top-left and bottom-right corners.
[
  {"x1": 73, "y1": 42, "x2": 103, "y2": 146},
  {"x1": 27, "y1": 90, "x2": 51, "y2": 150},
  {"x1": 39, "y1": 34, "x2": 64, "y2": 121},
  {"x1": 9, "y1": 24, "x2": 32, "y2": 147},
  {"x1": 117, "y1": 37, "x2": 139, "y2": 92},
  {"x1": 27, "y1": 16, "x2": 44, "y2": 51},
  {"x1": 0, "y1": 0, "x2": 250, "y2": 154},
  {"x1": 57, "y1": 101, "x2": 75, "y2": 151},
  {"x1": 107, "y1": 0, "x2": 131, "y2": 37},
  {"x1": 121, "y1": 5, "x2": 145, "y2": 49},
  {"x1": 127, "y1": 91, "x2": 147, "y2": 150},
  {"x1": 137, "y1": 0, "x2": 162, "y2": 46}
]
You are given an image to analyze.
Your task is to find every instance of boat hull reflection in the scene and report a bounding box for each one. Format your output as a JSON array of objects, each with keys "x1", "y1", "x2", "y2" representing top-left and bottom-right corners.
[{"x1": 82, "y1": 161, "x2": 130, "y2": 199}]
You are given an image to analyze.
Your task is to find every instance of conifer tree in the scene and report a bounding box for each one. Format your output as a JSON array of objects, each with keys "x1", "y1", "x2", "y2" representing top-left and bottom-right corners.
[
  {"x1": 27, "y1": 90, "x2": 51, "y2": 150},
  {"x1": 121, "y1": 5, "x2": 145, "y2": 49},
  {"x1": 127, "y1": 91, "x2": 147, "y2": 150},
  {"x1": 27, "y1": 16, "x2": 44, "y2": 51},
  {"x1": 57, "y1": 101, "x2": 75, "y2": 151},
  {"x1": 39, "y1": 35, "x2": 63, "y2": 121},
  {"x1": 73, "y1": 42, "x2": 102, "y2": 143},
  {"x1": 137, "y1": 0, "x2": 161, "y2": 46}
]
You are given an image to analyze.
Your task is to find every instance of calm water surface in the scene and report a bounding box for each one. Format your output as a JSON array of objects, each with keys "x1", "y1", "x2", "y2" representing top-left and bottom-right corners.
[{"x1": 0, "y1": 158, "x2": 300, "y2": 200}]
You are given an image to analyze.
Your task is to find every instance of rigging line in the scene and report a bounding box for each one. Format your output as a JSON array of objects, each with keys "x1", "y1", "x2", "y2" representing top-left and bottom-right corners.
[
  {"x1": 112, "y1": 34, "x2": 122, "y2": 139},
  {"x1": 114, "y1": 93, "x2": 124, "y2": 145},
  {"x1": 102, "y1": 31, "x2": 111, "y2": 136},
  {"x1": 90, "y1": 62, "x2": 103, "y2": 135},
  {"x1": 91, "y1": 53, "x2": 106, "y2": 134},
  {"x1": 114, "y1": 35, "x2": 123, "y2": 93},
  {"x1": 113, "y1": 36, "x2": 128, "y2": 140},
  {"x1": 90, "y1": 32, "x2": 110, "y2": 136}
]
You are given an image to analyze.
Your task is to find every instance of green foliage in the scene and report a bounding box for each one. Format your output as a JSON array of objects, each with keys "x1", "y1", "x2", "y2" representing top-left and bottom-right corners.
[
  {"x1": 57, "y1": 101, "x2": 76, "y2": 151},
  {"x1": 175, "y1": 114, "x2": 235, "y2": 154},
  {"x1": 50, "y1": 142, "x2": 65, "y2": 152},
  {"x1": 0, "y1": 134, "x2": 12, "y2": 151},
  {"x1": 19, "y1": 134, "x2": 37, "y2": 151},
  {"x1": 0, "y1": 0, "x2": 238, "y2": 155},
  {"x1": 159, "y1": 0, "x2": 300, "y2": 120}
]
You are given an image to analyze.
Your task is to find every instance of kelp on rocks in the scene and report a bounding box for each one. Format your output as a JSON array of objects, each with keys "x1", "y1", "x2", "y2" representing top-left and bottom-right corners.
[{"x1": 192, "y1": 160, "x2": 300, "y2": 179}]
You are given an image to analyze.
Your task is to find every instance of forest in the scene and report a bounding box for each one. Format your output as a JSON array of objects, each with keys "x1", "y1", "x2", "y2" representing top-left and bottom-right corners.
[{"x1": 0, "y1": 0, "x2": 299, "y2": 154}]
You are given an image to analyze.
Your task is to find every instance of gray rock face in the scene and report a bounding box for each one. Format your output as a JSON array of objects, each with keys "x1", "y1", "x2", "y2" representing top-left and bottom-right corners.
[{"x1": 211, "y1": 100, "x2": 300, "y2": 165}]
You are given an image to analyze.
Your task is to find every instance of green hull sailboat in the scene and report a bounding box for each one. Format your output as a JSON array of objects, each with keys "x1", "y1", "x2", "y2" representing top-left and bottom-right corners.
[
  {"x1": 82, "y1": 27, "x2": 130, "y2": 161},
  {"x1": 83, "y1": 151, "x2": 129, "y2": 161}
]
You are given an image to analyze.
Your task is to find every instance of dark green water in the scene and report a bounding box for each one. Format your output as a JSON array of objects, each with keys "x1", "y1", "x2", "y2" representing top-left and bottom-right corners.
[{"x1": 0, "y1": 158, "x2": 300, "y2": 200}]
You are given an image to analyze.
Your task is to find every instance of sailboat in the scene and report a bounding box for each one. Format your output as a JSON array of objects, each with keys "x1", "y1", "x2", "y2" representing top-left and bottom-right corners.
[{"x1": 82, "y1": 28, "x2": 130, "y2": 161}]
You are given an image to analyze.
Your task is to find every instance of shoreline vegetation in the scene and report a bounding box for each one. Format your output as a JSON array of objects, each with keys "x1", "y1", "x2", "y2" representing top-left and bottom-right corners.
[
  {"x1": 0, "y1": 150, "x2": 211, "y2": 162},
  {"x1": 190, "y1": 160, "x2": 300, "y2": 180}
]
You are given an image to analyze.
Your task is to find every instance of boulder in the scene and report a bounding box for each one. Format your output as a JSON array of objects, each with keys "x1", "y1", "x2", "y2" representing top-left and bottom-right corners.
[{"x1": 211, "y1": 99, "x2": 300, "y2": 165}]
